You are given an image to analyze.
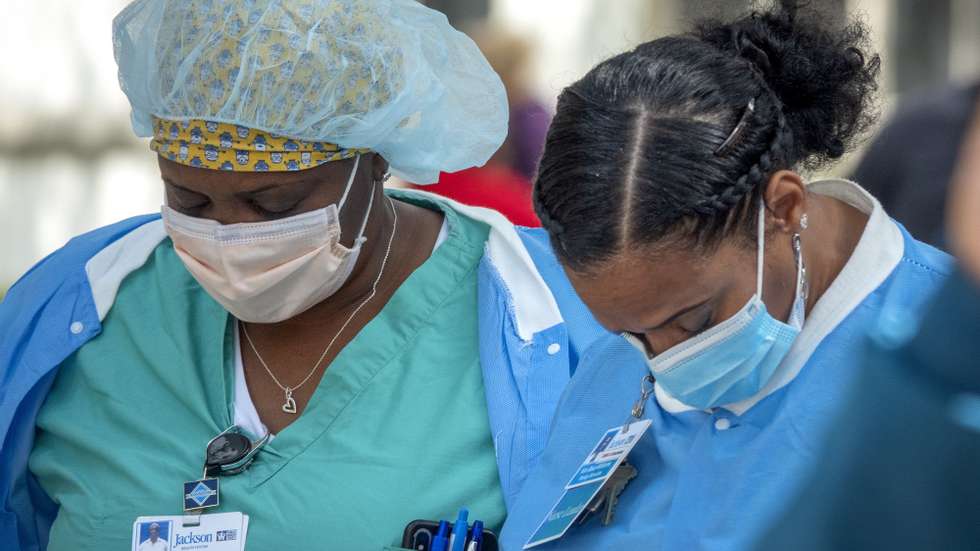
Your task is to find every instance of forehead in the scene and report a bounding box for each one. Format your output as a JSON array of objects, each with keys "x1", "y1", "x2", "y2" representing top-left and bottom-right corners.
[{"x1": 566, "y1": 243, "x2": 745, "y2": 330}]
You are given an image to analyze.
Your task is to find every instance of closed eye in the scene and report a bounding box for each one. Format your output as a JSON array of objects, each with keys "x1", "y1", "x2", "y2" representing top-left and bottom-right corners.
[
  {"x1": 166, "y1": 182, "x2": 211, "y2": 211},
  {"x1": 248, "y1": 198, "x2": 303, "y2": 218},
  {"x1": 677, "y1": 305, "x2": 713, "y2": 336}
]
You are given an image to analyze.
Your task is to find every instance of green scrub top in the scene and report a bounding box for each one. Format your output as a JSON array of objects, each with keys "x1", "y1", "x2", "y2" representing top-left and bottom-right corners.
[{"x1": 29, "y1": 192, "x2": 506, "y2": 550}]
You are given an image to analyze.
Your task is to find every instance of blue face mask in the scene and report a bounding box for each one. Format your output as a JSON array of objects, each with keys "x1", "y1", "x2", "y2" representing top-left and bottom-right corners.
[{"x1": 626, "y1": 201, "x2": 806, "y2": 410}]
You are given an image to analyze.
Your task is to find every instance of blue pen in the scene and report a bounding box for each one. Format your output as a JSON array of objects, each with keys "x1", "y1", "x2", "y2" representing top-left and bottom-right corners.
[
  {"x1": 448, "y1": 508, "x2": 469, "y2": 551},
  {"x1": 466, "y1": 521, "x2": 484, "y2": 551},
  {"x1": 431, "y1": 520, "x2": 450, "y2": 551}
]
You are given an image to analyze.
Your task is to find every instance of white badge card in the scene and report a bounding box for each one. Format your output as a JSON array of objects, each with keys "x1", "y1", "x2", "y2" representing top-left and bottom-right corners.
[
  {"x1": 566, "y1": 420, "x2": 650, "y2": 488},
  {"x1": 132, "y1": 512, "x2": 249, "y2": 551},
  {"x1": 524, "y1": 419, "x2": 651, "y2": 549}
]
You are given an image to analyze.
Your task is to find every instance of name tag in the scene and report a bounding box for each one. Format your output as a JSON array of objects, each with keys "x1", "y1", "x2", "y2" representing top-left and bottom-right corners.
[
  {"x1": 132, "y1": 512, "x2": 249, "y2": 551},
  {"x1": 524, "y1": 420, "x2": 650, "y2": 549}
]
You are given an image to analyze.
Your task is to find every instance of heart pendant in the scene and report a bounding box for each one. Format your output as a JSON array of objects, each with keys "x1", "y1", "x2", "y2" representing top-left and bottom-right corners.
[{"x1": 282, "y1": 394, "x2": 297, "y2": 414}]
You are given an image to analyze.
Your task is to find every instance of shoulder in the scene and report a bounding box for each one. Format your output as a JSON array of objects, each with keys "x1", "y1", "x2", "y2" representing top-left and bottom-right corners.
[
  {"x1": 890, "y1": 82, "x2": 980, "y2": 129},
  {"x1": 1, "y1": 214, "x2": 164, "y2": 350},
  {"x1": 6, "y1": 215, "x2": 162, "y2": 299}
]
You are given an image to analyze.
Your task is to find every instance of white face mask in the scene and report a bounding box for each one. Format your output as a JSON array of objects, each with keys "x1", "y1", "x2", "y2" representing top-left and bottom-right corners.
[{"x1": 162, "y1": 155, "x2": 372, "y2": 323}]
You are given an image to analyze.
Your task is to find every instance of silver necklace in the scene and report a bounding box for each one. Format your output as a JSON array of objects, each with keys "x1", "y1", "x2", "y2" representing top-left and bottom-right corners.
[{"x1": 241, "y1": 196, "x2": 398, "y2": 414}]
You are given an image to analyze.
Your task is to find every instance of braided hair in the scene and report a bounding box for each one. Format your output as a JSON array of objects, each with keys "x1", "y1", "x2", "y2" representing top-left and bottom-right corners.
[{"x1": 533, "y1": 0, "x2": 879, "y2": 273}]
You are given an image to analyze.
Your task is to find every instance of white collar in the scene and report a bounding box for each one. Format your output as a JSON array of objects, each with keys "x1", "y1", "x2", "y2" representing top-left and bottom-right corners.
[{"x1": 655, "y1": 179, "x2": 906, "y2": 415}]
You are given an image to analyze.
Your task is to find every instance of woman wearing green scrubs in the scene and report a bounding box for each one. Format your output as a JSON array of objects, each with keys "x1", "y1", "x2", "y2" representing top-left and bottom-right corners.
[{"x1": 3, "y1": 1, "x2": 534, "y2": 549}]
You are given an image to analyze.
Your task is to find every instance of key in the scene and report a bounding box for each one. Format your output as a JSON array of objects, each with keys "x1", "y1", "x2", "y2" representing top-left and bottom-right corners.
[
  {"x1": 576, "y1": 487, "x2": 608, "y2": 526},
  {"x1": 601, "y1": 462, "x2": 638, "y2": 526},
  {"x1": 576, "y1": 461, "x2": 638, "y2": 526}
]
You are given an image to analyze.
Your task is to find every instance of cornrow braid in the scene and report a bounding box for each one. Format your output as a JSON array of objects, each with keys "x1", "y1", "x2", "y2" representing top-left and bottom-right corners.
[
  {"x1": 534, "y1": 191, "x2": 566, "y2": 250},
  {"x1": 691, "y1": 109, "x2": 791, "y2": 217},
  {"x1": 689, "y1": 50, "x2": 794, "y2": 217}
]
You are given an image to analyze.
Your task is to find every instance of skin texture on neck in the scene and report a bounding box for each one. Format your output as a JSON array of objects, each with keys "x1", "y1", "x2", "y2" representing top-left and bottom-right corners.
[
  {"x1": 159, "y1": 155, "x2": 444, "y2": 432},
  {"x1": 567, "y1": 171, "x2": 868, "y2": 357}
]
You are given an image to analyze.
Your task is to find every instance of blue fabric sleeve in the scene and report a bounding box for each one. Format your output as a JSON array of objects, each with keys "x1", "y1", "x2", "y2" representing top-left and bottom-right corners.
[{"x1": 0, "y1": 214, "x2": 160, "y2": 550}]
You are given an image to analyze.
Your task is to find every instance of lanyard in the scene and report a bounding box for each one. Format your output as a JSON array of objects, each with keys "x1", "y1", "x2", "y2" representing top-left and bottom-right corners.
[{"x1": 183, "y1": 426, "x2": 269, "y2": 512}]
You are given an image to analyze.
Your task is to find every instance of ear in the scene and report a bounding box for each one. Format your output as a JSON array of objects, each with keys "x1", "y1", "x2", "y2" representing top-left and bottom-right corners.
[
  {"x1": 763, "y1": 170, "x2": 807, "y2": 234},
  {"x1": 371, "y1": 153, "x2": 390, "y2": 184}
]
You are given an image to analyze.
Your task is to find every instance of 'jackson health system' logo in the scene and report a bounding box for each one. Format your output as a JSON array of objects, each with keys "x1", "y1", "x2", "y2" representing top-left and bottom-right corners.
[
  {"x1": 171, "y1": 529, "x2": 237, "y2": 545},
  {"x1": 183, "y1": 479, "x2": 219, "y2": 510}
]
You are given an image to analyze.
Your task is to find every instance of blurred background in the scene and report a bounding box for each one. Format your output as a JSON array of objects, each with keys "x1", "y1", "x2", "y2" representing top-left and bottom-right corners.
[{"x1": 1, "y1": 0, "x2": 979, "y2": 293}]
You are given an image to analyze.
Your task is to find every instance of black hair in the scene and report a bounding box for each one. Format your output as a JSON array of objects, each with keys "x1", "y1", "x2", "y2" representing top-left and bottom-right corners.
[{"x1": 533, "y1": 0, "x2": 880, "y2": 273}]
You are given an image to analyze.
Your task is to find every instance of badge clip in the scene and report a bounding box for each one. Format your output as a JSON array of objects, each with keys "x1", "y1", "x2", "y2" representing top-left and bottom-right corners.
[
  {"x1": 622, "y1": 375, "x2": 656, "y2": 433},
  {"x1": 183, "y1": 426, "x2": 270, "y2": 512}
]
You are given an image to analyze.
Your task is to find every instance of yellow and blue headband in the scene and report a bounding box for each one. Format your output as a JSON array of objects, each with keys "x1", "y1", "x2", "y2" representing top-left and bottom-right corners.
[{"x1": 150, "y1": 117, "x2": 370, "y2": 172}]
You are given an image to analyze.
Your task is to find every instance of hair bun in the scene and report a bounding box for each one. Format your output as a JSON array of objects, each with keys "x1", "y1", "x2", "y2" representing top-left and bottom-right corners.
[
  {"x1": 735, "y1": 30, "x2": 773, "y2": 78},
  {"x1": 696, "y1": 0, "x2": 880, "y2": 167}
]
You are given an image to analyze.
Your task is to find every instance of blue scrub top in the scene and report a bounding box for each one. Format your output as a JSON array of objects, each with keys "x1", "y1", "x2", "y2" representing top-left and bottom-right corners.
[{"x1": 500, "y1": 226, "x2": 951, "y2": 551}]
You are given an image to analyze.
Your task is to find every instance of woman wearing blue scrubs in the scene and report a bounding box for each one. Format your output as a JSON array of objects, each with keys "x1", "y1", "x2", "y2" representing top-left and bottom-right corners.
[{"x1": 500, "y1": 2, "x2": 953, "y2": 550}]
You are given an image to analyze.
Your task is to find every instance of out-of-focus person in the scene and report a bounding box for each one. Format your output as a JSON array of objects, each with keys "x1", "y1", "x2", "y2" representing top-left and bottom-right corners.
[
  {"x1": 470, "y1": 25, "x2": 552, "y2": 183},
  {"x1": 852, "y1": 80, "x2": 980, "y2": 248},
  {"x1": 758, "y1": 86, "x2": 980, "y2": 551},
  {"x1": 417, "y1": 24, "x2": 549, "y2": 227}
]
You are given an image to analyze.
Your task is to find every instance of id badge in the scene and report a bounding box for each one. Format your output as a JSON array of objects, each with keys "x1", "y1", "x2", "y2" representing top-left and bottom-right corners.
[
  {"x1": 132, "y1": 512, "x2": 249, "y2": 551},
  {"x1": 523, "y1": 419, "x2": 651, "y2": 549}
]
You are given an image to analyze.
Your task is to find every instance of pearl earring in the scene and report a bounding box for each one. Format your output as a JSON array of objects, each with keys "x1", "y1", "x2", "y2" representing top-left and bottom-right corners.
[{"x1": 800, "y1": 213, "x2": 809, "y2": 230}]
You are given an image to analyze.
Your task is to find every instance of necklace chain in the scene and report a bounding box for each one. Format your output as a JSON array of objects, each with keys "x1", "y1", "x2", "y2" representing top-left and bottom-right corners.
[{"x1": 241, "y1": 196, "x2": 398, "y2": 411}]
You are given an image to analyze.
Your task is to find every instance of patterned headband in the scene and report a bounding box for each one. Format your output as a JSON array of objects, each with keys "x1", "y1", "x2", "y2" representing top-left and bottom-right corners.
[{"x1": 150, "y1": 117, "x2": 371, "y2": 172}]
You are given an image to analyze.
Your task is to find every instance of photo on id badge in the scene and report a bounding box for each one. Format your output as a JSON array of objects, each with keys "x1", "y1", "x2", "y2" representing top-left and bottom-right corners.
[{"x1": 136, "y1": 520, "x2": 172, "y2": 551}]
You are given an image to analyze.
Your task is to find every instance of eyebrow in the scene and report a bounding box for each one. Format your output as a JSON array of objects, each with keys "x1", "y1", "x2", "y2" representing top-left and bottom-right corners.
[
  {"x1": 644, "y1": 298, "x2": 711, "y2": 332},
  {"x1": 162, "y1": 178, "x2": 313, "y2": 198},
  {"x1": 243, "y1": 183, "x2": 304, "y2": 195}
]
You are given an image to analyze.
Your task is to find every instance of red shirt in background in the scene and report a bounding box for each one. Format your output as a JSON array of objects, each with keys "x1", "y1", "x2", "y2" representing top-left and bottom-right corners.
[{"x1": 416, "y1": 165, "x2": 541, "y2": 227}]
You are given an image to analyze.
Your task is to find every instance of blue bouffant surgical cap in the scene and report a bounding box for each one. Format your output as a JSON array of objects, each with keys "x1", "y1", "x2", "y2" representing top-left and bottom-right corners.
[{"x1": 112, "y1": 0, "x2": 509, "y2": 183}]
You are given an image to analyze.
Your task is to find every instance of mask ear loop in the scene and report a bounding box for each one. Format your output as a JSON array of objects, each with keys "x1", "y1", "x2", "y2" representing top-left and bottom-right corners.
[
  {"x1": 337, "y1": 154, "x2": 361, "y2": 210},
  {"x1": 335, "y1": 154, "x2": 374, "y2": 247},
  {"x1": 351, "y1": 190, "x2": 376, "y2": 247},
  {"x1": 758, "y1": 196, "x2": 807, "y2": 323},
  {"x1": 756, "y1": 196, "x2": 766, "y2": 299}
]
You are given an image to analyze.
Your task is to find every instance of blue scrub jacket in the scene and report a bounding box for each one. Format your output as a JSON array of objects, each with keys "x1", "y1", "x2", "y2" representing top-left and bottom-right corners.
[
  {"x1": 498, "y1": 225, "x2": 952, "y2": 551},
  {"x1": 0, "y1": 198, "x2": 613, "y2": 550}
]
